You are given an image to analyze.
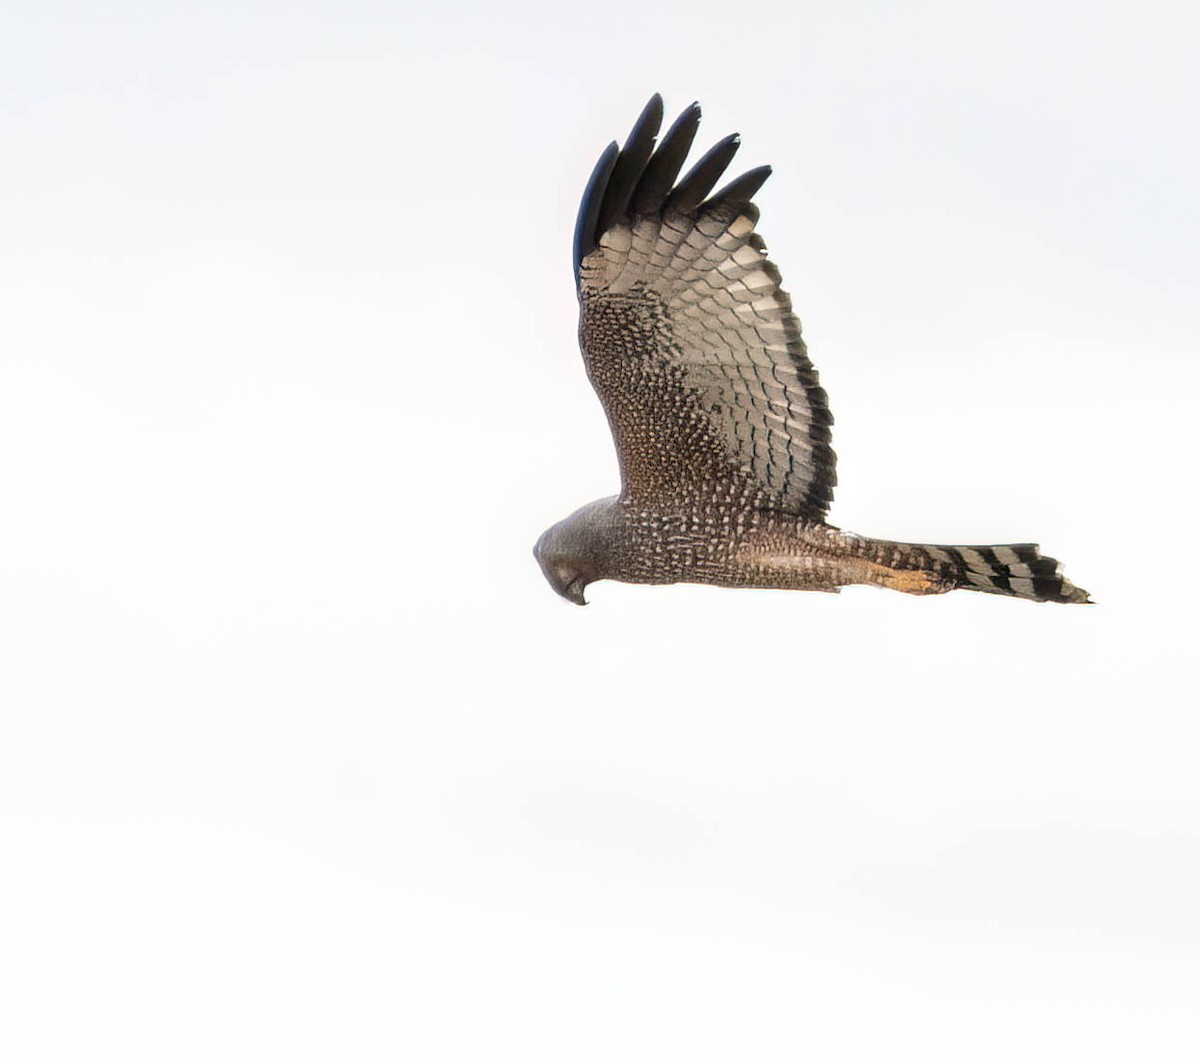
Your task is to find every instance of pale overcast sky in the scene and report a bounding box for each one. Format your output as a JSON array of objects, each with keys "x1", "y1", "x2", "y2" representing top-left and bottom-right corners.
[{"x1": 2, "y1": 2, "x2": 1198, "y2": 1055}]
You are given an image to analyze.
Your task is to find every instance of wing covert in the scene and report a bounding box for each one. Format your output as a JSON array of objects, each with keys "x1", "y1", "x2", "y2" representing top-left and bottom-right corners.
[{"x1": 574, "y1": 96, "x2": 837, "y2": 521}]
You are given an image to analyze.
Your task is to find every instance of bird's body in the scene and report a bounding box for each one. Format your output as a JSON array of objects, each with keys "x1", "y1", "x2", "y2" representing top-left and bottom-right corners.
[
  {"x1": 540, "y1": 496, "x2": 1070, "y2": 601},
  {"x1": 536, "y1": 96, "x2": 1089, "y2": 606}
]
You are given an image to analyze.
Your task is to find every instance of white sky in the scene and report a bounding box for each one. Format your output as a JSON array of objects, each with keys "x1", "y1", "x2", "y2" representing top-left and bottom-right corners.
[{"x1": 2, "y1": 1, "x2": 1198, "y2": 1055}]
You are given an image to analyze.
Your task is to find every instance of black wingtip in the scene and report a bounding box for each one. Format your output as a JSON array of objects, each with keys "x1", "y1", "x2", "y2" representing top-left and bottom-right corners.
[
  {"x1": 629, "y1": 102, "x2": 703, "y2": 214},
  {"x1": 573, "y1": 139, "x2": 620, "y2": 281},
  {"x1": 622, "y1": 95, "x2": 666, "y2": 155},
  {"x1": 594, "y1": 94, "x2": 665, "y2": 241},
  {"x1": 573, "y1": 98, "x2": 776, "y2": 283},
  {"x1": 666, "y1": 132, "x2": 742, "y2": 214},
  {"x1": 705, "y1": 164, "x2": 773, "y2": 210}
]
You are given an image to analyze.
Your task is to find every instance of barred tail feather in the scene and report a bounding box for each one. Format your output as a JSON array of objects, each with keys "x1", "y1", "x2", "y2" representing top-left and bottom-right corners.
[{"x1": 922, "y1": 543, "x2": 1092, "y2": 604}]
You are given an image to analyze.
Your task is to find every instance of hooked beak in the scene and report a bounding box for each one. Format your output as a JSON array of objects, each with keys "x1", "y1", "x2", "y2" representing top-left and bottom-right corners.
[{"x1": 561, "y1": 577, "x2": 588, "y2": 606}]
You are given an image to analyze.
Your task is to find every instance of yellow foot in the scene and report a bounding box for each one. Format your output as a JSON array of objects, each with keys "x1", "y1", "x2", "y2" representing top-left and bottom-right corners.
[{"x1": 881, "y1": 568, "x2": 950, "y2": 596}]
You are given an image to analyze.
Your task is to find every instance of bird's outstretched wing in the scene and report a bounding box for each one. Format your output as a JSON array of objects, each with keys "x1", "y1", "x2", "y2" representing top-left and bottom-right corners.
[{"x1": 574, "y1": 95, "x2": 837, "y2": 522}]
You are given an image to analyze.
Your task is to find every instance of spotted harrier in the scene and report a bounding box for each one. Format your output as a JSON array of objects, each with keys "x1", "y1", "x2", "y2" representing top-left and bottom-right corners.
[{"x1": 535, "y1": 95, "x2": 1089, "y2": 606}]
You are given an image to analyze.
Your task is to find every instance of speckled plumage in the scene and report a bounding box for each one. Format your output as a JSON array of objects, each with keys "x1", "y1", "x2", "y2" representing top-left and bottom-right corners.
[{"x1": 535, "y1": 95, "x2": 1090, "y2": 606}]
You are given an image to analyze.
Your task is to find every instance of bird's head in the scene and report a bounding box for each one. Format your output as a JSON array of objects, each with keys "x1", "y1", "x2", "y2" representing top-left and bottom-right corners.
[
  {"x1": 534, "y1": 504, "x2": 615, "y2": 606},
  {"x1": 533, "y1": 523, "x2": 592, "y2": 606}
]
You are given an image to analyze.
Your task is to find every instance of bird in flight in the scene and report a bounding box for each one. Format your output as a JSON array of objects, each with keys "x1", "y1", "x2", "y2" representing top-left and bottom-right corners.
[{"x1": 535, "y1": 95, "x2": 1089, "y2": 606}]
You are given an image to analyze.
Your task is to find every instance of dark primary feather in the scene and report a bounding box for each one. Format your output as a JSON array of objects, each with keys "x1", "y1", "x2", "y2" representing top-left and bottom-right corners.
[
  {"x1": 572, "y1": 141, "x2": 619, "y2": 283},
  {"x1": 628, "y1": 101, "x2": 702, "y2": 215},
  {"x1": 664, "y1": 133, "x2": 741, "y2": 213},
  {"x1": 707, "y1": 164, "x2": 773, "y2": 209},
  {"x1": 594, "y1": 94, "x2": 663, "y2": 240}
]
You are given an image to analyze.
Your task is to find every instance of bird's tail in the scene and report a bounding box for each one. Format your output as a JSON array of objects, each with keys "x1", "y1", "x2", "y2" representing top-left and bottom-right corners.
[{"x1": 915, "y1": 542, "x2": 1091, "y2": 603}]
